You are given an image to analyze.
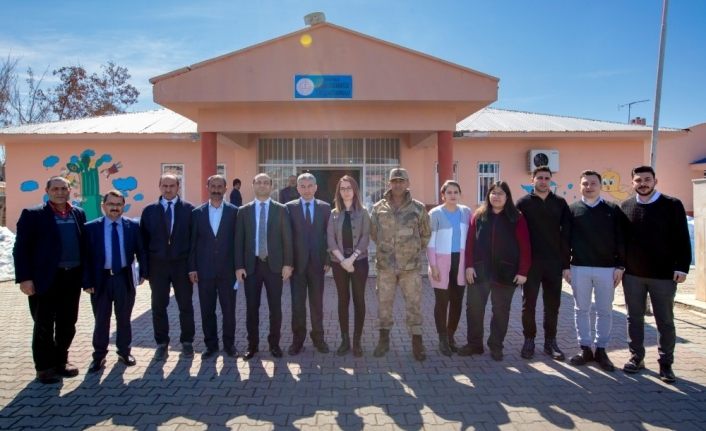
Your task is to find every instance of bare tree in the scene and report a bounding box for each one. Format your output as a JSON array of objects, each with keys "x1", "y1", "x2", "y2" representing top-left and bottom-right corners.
[
  {"x1": 10, "y1": 66, "x2": 52, "y2": 125},
  {"x1": 0, "y1": 55, "x2": 19, "y2": 126}
]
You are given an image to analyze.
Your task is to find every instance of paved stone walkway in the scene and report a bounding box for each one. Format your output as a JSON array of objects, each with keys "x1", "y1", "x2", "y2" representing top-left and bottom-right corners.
[{"x1": 1, "y1": 275, "x2": 705, "y2": 430}]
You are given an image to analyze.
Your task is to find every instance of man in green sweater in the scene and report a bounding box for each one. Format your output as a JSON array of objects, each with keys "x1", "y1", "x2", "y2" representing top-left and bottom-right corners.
[{"x1": 620, "y1": 165, "x2": 691, "y2": 383}]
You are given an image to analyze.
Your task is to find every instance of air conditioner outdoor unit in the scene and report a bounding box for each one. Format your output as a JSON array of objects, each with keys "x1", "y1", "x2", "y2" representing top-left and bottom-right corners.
[{"x1": 528, "y1": 149, "x2": 560, "y2": 173}]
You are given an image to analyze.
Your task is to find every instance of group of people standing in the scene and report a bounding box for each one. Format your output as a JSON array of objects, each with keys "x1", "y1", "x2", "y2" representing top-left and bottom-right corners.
[
  {"x1": 425, "y1": 165, "x2": 691, "y2": 384},
  {"x1": 13, "y1": 164, "x2": 690, "y2": 386}
]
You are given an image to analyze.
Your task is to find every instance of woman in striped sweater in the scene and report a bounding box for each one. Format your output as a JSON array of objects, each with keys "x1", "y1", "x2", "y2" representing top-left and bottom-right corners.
[{"x1": 427, "y1": 180, "x2": 472, "y2": 356}]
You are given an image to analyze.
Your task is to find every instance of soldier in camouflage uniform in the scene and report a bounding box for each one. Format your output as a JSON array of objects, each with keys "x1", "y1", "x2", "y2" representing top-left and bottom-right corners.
[{"x1": 370, "y1": 168, "x2": 431, "y2": 361}]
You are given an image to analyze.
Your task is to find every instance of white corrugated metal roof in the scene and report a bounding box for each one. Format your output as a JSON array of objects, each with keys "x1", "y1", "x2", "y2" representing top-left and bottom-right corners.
[
  {"x1": 0, "y1": 106, "x2": 679, "y2": 136},
  {"x1": 456, "y1": 108, "x2": 677, "y2": 133},
  {"x1": 0, "y1": 109, "x2": 196, "y2": 135}
]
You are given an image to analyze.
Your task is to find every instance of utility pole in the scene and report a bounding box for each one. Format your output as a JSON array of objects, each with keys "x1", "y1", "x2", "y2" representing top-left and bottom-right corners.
[{"x1": 651, "y1": 0, "x2": 669, "y2": 168}]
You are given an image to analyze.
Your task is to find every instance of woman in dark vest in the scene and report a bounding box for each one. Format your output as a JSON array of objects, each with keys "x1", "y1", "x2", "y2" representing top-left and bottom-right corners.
[
  {"x1": 326, "y1": 175, "x2": 371, "y2": 356},
  {"x1": 459, "y1": 181, "x2": 532, "y2": 361}
]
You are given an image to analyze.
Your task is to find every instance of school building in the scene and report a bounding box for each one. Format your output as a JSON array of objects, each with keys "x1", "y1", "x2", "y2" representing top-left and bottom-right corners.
[{"x1": 1, "y1": 18, "x2": 704, "y2": 227}]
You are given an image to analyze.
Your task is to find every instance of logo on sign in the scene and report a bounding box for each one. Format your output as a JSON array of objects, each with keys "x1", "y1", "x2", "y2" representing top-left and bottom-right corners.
[{"x1": 295, "y1": 78, "x2": 315, "y2": 96}]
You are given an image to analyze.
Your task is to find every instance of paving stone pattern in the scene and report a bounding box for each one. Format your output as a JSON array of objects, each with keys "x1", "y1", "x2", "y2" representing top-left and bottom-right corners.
[{"x1": 1, "y1": 275, "x2": 705, "y2": 430}]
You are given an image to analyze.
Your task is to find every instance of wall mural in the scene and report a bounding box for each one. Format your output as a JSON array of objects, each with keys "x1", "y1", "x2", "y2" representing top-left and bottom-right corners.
[
  {"x1": 19, "y1": 148, "x2": 144, "y2": 220},
  {"x1": 521, "y1": 168, "x2": 633, "y2": 203}
]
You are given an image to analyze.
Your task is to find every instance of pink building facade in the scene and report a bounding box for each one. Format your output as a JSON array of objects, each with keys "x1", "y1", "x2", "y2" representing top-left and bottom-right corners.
[{"x1": 1, "y1": 21, "x2": 704, "y2": 229}]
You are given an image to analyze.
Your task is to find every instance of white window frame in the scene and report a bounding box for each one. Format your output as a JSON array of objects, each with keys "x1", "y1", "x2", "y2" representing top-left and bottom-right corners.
[{"x1": 477, "y1": 162, "x2": 500, "y2": 204}]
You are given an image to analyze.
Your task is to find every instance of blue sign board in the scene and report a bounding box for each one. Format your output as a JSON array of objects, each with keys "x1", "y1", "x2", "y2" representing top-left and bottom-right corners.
[{"x1": 294, "y1": 75, "x2": 352, "y2": 99}]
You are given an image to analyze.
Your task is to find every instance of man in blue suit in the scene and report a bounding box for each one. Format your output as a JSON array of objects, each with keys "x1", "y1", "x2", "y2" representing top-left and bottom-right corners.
[
  {"x1": 188, "y1": 175, "x2": 239, "y2": 359},
  {"x1": 83, "y1": 190, "x2": 147, "y2": 373},
  {"x1": 140, "y1": 174, "x2": 196, "y2": 360},
  {"x1": 286, "y1": 173, "x2": 331, "y2": 355},
  {"x1": 13, "y1": 176, "x2": 86, "y2": 384}
]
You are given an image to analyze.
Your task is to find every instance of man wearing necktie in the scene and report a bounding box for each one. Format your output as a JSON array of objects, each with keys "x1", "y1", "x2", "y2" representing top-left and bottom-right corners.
[
  {"x1": 188, "y1": 175, "x2": 239, "y2": 360},
  {"x1": 285, "y1": 173, "x2": 332, "y2": 355},
  {"x1": 140, "y1": 174, "x2": 196, "y2": 361},
  {"x1": 235, "y1": 173, "x2": 293, "y2": 360},
  {"x1": 83, "y1": 190, "x2": 147, "y2": 373}
]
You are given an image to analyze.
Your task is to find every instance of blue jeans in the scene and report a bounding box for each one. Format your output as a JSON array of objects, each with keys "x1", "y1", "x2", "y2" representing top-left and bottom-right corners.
[{"x1": 570, "y1": 265, "x2": 615, "y2": 348}]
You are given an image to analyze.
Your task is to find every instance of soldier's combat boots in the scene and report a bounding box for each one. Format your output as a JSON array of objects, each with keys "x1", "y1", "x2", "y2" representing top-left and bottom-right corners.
[
  {"x1": 412, "y1": 334, "x2": 427, "y2": 362},
  {"x1": 373, "y1": 329, "x2": 390, "y2": 357}
]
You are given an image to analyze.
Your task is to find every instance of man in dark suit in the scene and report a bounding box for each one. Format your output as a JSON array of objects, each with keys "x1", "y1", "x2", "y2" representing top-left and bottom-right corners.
[
  {"x1": 83, "y1": 190, "x2": 147, "y2": 373},
  {"x1": 140, "y1": 174, "x2": 195, "y2": 360},
  {"x1": 279, "y1": 175, "x2": 299, "y2": 203},
  {"x1": 13, "y1": 176, "x2": 86, "y2": 384},
  {"x1": 235, "y1": 173, "x2": 293, "y2": 360},
  {"x1": 188, "y1": 175, "x2": 239, "y2": 359},
  {"x1": 286, "y1": 173, "x2": 331, "y2": 355},
  {"x1": 229, "y1": 178, "x2": 242, "y2": 207}
]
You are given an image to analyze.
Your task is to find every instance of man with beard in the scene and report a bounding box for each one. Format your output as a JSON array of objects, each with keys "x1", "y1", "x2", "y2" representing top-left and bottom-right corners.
[
  {"x1": 140, "y1": 174, "x2": 195, "y2": 360},
  {"x1": 516, "y1": 166, "x2": 571, "y2": 361},
  {"x1": 189, "y1": 175, "x2": 239, "y2": 359},
  {"x1": 620, "y1": 165, "x2": 691, "y2": 383}
]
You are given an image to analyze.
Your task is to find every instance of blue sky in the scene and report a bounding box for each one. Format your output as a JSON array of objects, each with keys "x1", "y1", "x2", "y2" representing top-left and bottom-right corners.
[{"x1": 2, "y1": 0, "x2": 704, "y2": 128}]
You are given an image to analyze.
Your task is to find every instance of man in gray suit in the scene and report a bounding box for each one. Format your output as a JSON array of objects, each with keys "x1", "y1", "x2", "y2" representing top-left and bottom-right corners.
[
  {"x1": 286, "y1": 173, "x2": 331, "y2": 355},
  {"x1": 236, "y1": 173, "x2": 293, "y2": 360},
  {"x1": 188, "y1": 175, "x2": 239, "y2": 360}
]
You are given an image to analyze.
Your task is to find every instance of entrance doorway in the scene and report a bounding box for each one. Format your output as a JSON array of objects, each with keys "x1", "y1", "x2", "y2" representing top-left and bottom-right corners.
[{"x1": 301, "y1": 168, "x2": 361, "y2": 205}]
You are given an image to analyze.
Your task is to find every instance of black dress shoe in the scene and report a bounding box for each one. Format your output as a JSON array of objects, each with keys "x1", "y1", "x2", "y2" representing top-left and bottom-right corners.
[
  {"x1": 88, "y1": 358, "x2": 106, "y2": 374},
  {"x1": 201, "y1": 348, "x2": 218, "y2": 360},
  {"x1": 490, "y1": 349, "x2": 504, "y2": 362},
  {"x1": 544, "y1": 338, "x2": 565, "y2": 361},
  {"x1": 36, "y1": 369, "x2": 60, "y2": 384},
  {"x1": 154, "y1": 344, "x2": 168, "y2": 361},
  {"x1": 182, "y1": 343, "x2": 194, "y2": 358},
  {"x1": 243, "y1": 347, "x2": 258, "y2": 360},
  {"x1": 288, "y1": 343, "x2": 304, "y2": 356},
  {"x1": 270, "y1": 345, "x2": 283, "y2": 358},
  {"x1": 117, "y1": 353, "x2": 136, "y2": 367},
  {"x1": 313, "y1": 341, "x2": 330, "y2": 354},
  {"x1": 520, "y1": 337, "x2": 535, "y2": 359},
  {"x1": 659, "y1": 364, "x2": 676, "y2": 383},
  {"x1": 594, "y1": 348, "x2": 615, "y2": 372},
  {"x1": 569, "y1": 346, "x2": 594, "y2": 366},
  {"x1": 223, "y1": 345, "x2": 238, "y2": 358},
  {"x1": 457, "y1": 344, "x2": 484, "y2": 357},
  {"x1": 55, "y1": 363, "x2": 79, "y2": 378}
]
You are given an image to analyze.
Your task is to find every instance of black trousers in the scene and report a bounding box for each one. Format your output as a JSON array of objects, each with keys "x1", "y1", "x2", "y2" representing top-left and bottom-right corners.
[
  {"x1": 90, "y1": 270, "x2": 135, "y2": 360},
  {"x1": 244, "y1": 259, "x2": 283, "y2": 348},
  {"x1": 433, "y1": 252, "x2": 465, "y2": 338},
  {"x1": 466, "y1": 282, "x2": 516, "y2": 352},
  {"x1": 149, "y1": 257, "x2": 195, "y2": 345},
  {"x1": 331, "y1": 259, "x2": 369, "y2": 340},
  {"x1": 623, "y1": 274, "x2": 677, "y2": 365},
  {"x1": 521, "y1": 259, "x2": 563, "y2": 339},
  {"x1": 28, "y1": 267, "x2": 82, "y2": 371},
  {"x1": 290, "y1": 260, "x2": 326, "y2": 345},
  {"x1": 198, "y1": 278, "x2": 236, "y2": 351}
]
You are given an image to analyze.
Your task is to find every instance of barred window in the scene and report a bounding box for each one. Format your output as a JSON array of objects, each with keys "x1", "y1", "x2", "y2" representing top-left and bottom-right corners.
[{"x1": 478, "y1": 162, "x2": 500, "y2": 204}]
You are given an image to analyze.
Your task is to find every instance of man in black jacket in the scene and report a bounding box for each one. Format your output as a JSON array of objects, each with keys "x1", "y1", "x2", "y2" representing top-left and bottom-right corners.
[
  {"x1": 564, "y1": 170, "x2": 625, "y2": 371},
  {"x1": 516, "y1": 166, "x2": 571, "y2": 361},
  {"x1": 140, "y1": 174, "x2": 195, "y2": 360},
  {"x1": 13, "y1": 176, "x2": 86, "y2": 384},
  {"x1": 620, "y1": 165, "x2": 691, "y2": 383}
]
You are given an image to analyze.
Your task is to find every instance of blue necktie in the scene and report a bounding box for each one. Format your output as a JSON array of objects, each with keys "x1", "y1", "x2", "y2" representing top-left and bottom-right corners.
[
  {"x1": 111, "y1": 221, "x2": 122, "y2": 273},
  {"x1": 165, "y1": 201, "x2": 173, "y2": 243},
  {"x1": 305, "y1": 202, "x2": 312, "y2": 225}
]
